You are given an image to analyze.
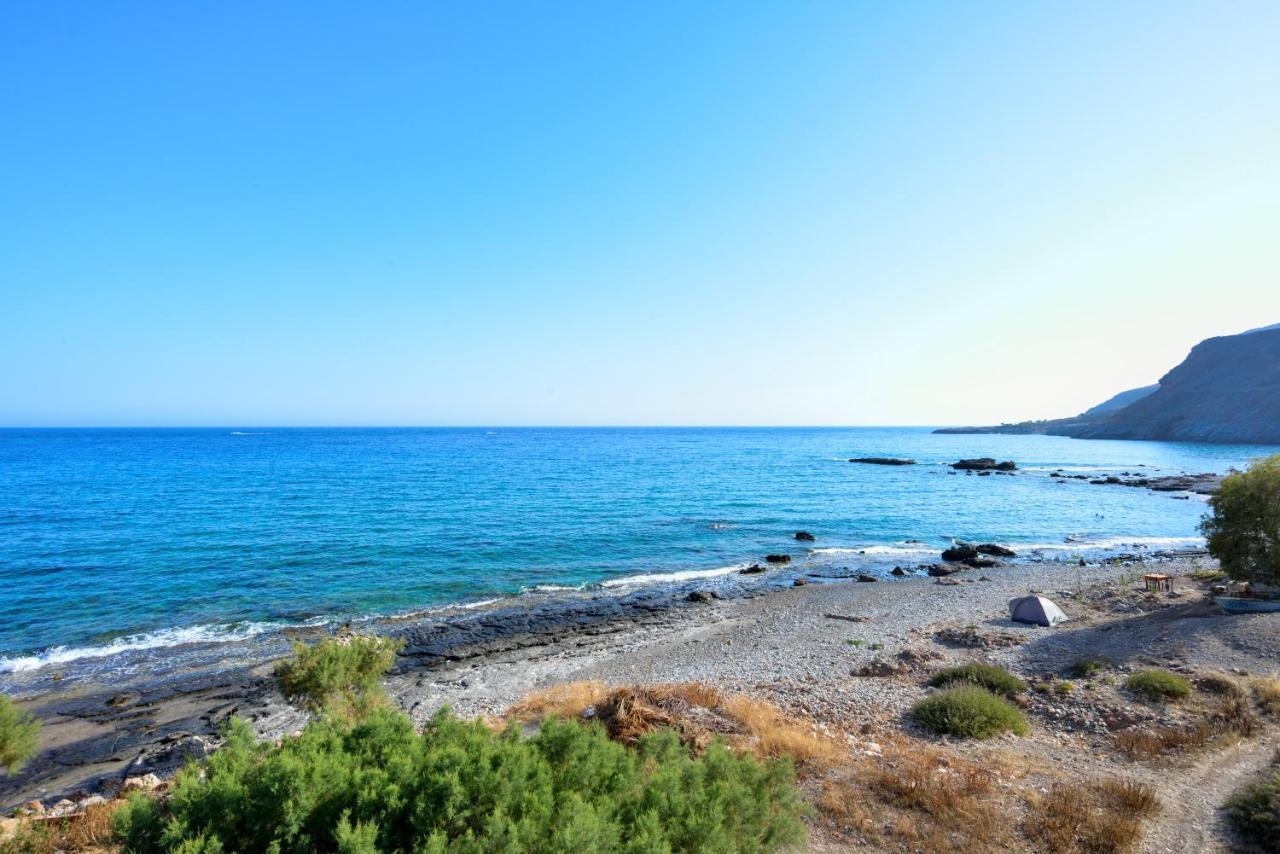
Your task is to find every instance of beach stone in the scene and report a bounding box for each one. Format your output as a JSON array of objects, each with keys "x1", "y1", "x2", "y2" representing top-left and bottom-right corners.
[
  {"x1": 794, "y1": 531, "x2": 816, "y2": 542},
  {"x1": 963, "y1": 557, "x2": 998, "y2": 569},
  {"x1": 121, "y1": 773, "x2": 163, "y2": 794},
  {"x1": 891, "y1": 566, "x2": 907, "y2": 577},
  {"x1": 856, "y1": 574, "x2": 878, "y2": 583},
  {"x1": 927, "y1": 563, "x2": 960, "y2": 577},
  {"x1": 941, "y1": 545, "x2": 978, "y2": 562},
  {"x1": 686, "y1": 590, "x2": 718, "y2": 603},
  {"x1": 792, "y1": 578, "x2": 808, "y2": 587}
]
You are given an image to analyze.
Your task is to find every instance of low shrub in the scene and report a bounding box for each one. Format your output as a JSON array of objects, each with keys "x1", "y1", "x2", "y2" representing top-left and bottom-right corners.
[
  {"x1": 1126, "y1": 670, "x2": 1191, "y2": 702},
  {"x1": 927, "y1": 663, "x2": 1026, "y2": 699},
  {"x1": 275, "y1": 633, "x2": 403, "y2": 718},
  {"x1": 1196, "y1": 673, "x2": 1243, "y2": 696},
  {"x1": 112, "y1": 709, "x2": 809, "y2": 853},
  {"x1": 1025, "y1": 778, "x2": 1159, "y2": 853},
  {"x1": 1252, "y1": 675, "x2": 1280, "y2": 716},
  {"x1": 1068, "y1": 658, "x2": 1105, "y2": 679},
  {"x1": 1224, "y1": 753, "x2": 1280, "y2": 850},
  {"x1": 0, "y1": 695, "x2": 41, "y2": 774},
  {"x1": 911, "y1": 686, "x2": 1029, "y2": 739}
]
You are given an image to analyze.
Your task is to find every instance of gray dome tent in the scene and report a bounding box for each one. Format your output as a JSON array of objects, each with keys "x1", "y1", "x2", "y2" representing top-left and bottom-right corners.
[{"x1": 1008, "y1": 595, "x2": 1068, "y2": 627}]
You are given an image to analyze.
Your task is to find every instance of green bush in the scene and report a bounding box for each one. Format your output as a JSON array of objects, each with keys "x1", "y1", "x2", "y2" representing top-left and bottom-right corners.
[
  {"x1": 927, "y1": 663, "x2": 1026, "y2": 699},
  {"x1": 112, "y1": 709, "x2": 808, "y2": 853},
  {"x1": 275, "y1": 634, "x2": 403, "y2": 718},
  {"x1": 911, "y1": 686, "x2": 1029, "y2": 739},
  {"x1": 1068, "y1": 658, "x2": 1105, "y2": 679},
  {"x1": 1201, "y1": 454, "x2": 1280, "y2": 586},
  {"x1": 1126, "y1": 670, "x2": 1192, "y2": 702},
  {"x1": 0, "y1": 695, "x2": 41, "y2": 774},
  {"x1": 1224, "y1": 755, "x2": 1280, "y2": 849}
]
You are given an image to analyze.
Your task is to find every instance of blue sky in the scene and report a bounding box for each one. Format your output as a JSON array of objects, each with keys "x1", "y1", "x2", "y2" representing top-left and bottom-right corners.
[{"x1": 3, "y1": 2, "x2": 1278, "y2": 426}]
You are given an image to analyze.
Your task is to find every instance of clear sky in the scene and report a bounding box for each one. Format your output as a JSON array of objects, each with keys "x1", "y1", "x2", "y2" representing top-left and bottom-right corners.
[{"x1": 3, "y1": 2, "x2": 1278, "y2": 427}]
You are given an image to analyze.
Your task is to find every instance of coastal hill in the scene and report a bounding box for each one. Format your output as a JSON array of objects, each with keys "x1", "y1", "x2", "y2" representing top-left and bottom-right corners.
[{"x1": 936, "y1": 325, "x2": 1280, "y2": 444}]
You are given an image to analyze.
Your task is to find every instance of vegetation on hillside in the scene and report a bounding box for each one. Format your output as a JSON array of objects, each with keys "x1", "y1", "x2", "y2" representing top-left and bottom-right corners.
[
  {"x1": 927, "y1": 663, "x2": 1026, "y2": 699},
  {"x1": 0, "y1": 695, "x2": 41, "y2": 775},
  {"x1": 1224, "y1": 752, "x2": 1280, "y2": 850},
  {"x1": 1126, "y1": 670, "x2": 1192, "y2": 703},
  {"x1": 1201, "y1": 453, "x2": 1280, "y2": 587},
  {"x1": 274, "y1": 633, "x2": 403, "y2": 718},
  {"x1": 910, "y1": 685, "x2": 1029, "y2": 739}
]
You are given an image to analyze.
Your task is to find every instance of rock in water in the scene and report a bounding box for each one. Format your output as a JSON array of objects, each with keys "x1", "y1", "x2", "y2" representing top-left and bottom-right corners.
[
  {"x1": 765, "y1": 554, "x2": 791, "y2": 564},
  {"x1": 849, "y1": 457, "x2": 916, "y2": 465},
  {"x1": 740, "y1": 564, "x2": 766, "y2": 575},
  {"x1": 941, "y1": 544, "x2": 978, "y2": 562},
  {"x1": 952, "y1": 458, "x2": 1017, "y2": 471},
  {"x1": 794, "y1": 531, "x2": 816, "y2": 541},
  {"x1": 976, "y1": 543, "x2": 1017, "y2": 557},
  {"x1": 856, "y1": 573, "x2": 878, "y2": 582}
]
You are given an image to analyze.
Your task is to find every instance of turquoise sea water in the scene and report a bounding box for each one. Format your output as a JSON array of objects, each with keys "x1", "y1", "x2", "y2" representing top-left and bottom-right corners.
[{"x1": 2, "y1": 427, "x2": 1277, "y2": 680}]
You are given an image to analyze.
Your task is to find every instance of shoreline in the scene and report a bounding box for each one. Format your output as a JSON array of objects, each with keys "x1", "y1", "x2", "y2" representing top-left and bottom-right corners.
[{"x1": 0, "y1": 543, "x2": 1217, "y2": 810}]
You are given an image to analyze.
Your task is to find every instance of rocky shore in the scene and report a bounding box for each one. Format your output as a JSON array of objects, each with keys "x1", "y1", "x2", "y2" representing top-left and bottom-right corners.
[{"x1": 0, "y1": 546, "x2": 1235, "y2": 812}]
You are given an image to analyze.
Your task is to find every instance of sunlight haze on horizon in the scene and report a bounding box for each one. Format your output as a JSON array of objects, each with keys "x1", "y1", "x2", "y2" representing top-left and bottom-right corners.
[{"x1": 3, "y1": 2, "x2": 1278, "y2": 427}]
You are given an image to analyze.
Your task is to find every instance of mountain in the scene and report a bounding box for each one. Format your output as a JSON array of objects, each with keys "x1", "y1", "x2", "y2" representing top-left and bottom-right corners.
[
  {"x1": 1080, "y1": 384, "x2": 1158, "y2": 418},
  {"x1": 935, "y1": 325, "x2": 1280, "y2": 444}
]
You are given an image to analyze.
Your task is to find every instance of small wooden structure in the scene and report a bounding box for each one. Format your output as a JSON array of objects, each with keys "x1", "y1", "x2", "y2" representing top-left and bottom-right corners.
[{"x1": 1142, "y1": 573, "x2": 1172, "y2": 592}]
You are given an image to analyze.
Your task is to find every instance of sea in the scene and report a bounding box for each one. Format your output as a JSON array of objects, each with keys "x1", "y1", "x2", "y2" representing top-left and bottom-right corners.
[{"x1": 2, "y1": 427, "x2": 1277, "y2": 690}]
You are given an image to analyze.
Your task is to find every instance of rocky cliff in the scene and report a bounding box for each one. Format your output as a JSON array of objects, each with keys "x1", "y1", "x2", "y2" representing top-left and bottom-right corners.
[
  {"x1": 1066, "y1": 326, "x2": 1280, "y2": 443},
  {"x1": 935, "y1": 326, "x2": 1280, "y2": 444}
]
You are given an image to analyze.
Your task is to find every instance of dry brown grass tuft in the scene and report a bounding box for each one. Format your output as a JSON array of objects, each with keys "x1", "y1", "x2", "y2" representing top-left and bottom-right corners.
[
  {"x1": 507, "y1": 681, "x2": 847, "y2": 772},
  {"x1": 0, "y1": 801, "x2": 122, "y2": 853},
  {"x1": 1196, "y1": 672, "x2": 1243, "y2": 697},
  {"x1": 719, "y1": 695, "x2": 847, "y2": 769},
  {"x1": 505, "y1": 680, "x2": 608, "y2": 722},
  {"x1": 1252, "y1": 675, "x2": 1280, "y2": 716},
  {"x1": 1114, "y1": 693, "x2": 1260, "y2": 759},
  {"x1": 817, "y1": 741, "x2": 1021, "y2": 853},
  {"x1": 1025, "y1": 778, "x2": 1159, "y2": 853}
]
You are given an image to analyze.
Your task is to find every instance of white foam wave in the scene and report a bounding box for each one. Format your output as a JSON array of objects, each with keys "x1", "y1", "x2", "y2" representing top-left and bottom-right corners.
[
  {"x1": 229, "y1": 431, "x2": 272, "y2": 436},
  {"x1": 0, "y1": 621, "x2": 291, "y2": 674},
  {"x1": 809, "y1": 544, "x2": 935, "y2": 557},
  {"x1": 1019, "y1": 535, "x2": 1203, "y2": 552},
  {"x1": 601, "y1": 563, "x2": 748, "y2": 588}
]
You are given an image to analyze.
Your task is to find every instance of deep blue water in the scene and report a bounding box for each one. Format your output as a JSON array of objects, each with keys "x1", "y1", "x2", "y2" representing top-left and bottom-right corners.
[{"x1": 2, "y1": 427, "x2": 1277, "y2": 679}]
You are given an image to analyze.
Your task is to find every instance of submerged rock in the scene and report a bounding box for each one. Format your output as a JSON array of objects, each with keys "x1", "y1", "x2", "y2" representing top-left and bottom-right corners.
[
  {"x1": 849, "y1": 457, "x2": 916, "y2": 465},
  {"x1": 793, "y1": 531, "x2": 816, "y2": 542},
  {"x1": 739, "y1": 564, "x2": 766, "y2": 575},
  {"x1": 764, "y1": 554, "x2": 791, "y2": 564}
]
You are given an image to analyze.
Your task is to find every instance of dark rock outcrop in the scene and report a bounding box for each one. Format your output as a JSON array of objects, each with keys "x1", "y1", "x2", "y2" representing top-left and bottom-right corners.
[
  {"x1": 794, "y1": 531, "x2": 816, "y2": 542},
  {"x1": 976, "y1": 544, "x2": 1017, "y2": 557},
  {"x1": 849, "y1": 457, "x2": 916, "y2": 465},
  {"x1": 941, "y1": 544, "x2": 978, "y2": 562},
  {"x1": 764, "y1": 554, "x2": 791, "y2": 564},
  {"x1": 951, "y1": 458, "x2": 1017, "y2": 471},
  {"x1": 686, "y1": 590, "x2": 719, "y2": 603},
  {"x1": 740, "y1": 564, "x2": 766, "y2": 575}
]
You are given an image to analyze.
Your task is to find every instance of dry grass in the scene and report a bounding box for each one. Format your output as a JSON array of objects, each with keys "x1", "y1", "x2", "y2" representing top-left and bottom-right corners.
[
  {"x1": 817, "y1": 740, "x2": 1021, "y2": 853},
  {"x1": 1025, "y1": 778, "x2": 1159, "y2": 853},
  {"x1": 1113, "y1": 693, "x2": 1259, "y2": 759},
  {"x1": 504, "y1": 680, "x2": 608, "y2": 721},
  {"x1": 1196, "y1": 672, "x2": 1244, "y2": 697},
  {"x1": 1251, "y1": 674, "x2": 1280, "y2": 716},
  {"x1": 506, "y1": 681, "x2": 847, "y2": 772},
  {"x1": 0, "y1": 801, "x2": 122, "y2": 853}
]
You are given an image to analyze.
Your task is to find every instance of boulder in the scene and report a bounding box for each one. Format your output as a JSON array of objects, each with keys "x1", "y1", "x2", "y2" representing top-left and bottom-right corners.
[
  {"x1": 686, "y1": 590, "x2": 718, "y2": 603},
  {"x1": 891, "y1": 566, "x2": 907, "y2": 577},
  {"x1": 793, "y1": 578, "x2": 809, "y2": 587},
  {"x1": 856, "y1": 573, "x2": 878, "y2": 583},
  {"x1": 927, "y1": 563, "x2": 959, "y2": 577},
  {"x1": 963, "y1": 557, "x2": 998, "y2": 569},
  {"x1": 941, "y1": 544, "x2": 978, "y2": 562},
  {"x1": 976, "y1": 543, "x2": 1016, "y2": 557},
  {"x1": 764, "y1": 554, "x2": 791, "y2": 564},
  {"x1": 740, "y1": 564, "x2": 766, "y2": 575},
  {"x1": 952, "y1": 458, "x2": 1017, "y2": 471},
  {"x1": 794, "y1": 531, "x2": 816, "y2": 542}
]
